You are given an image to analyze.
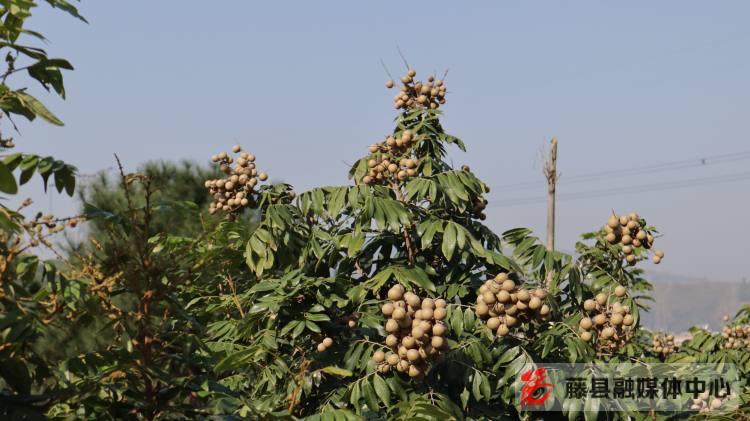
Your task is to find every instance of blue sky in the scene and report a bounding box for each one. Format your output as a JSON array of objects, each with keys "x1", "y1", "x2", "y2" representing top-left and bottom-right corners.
[{"x1": 9, "y1": 1, "x2": 750, "y2": 281}]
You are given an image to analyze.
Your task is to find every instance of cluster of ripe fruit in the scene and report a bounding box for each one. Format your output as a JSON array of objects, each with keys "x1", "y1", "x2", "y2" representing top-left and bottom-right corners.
[
  {"x1": 651, "y1": 333, "x2": 677, "y2": 355},
  {"x1": 25, "y1": 212, "x2": 78, "y2": 234},
  {"x1": 316, "y1": 337, "x2": 334, "y2": 353},
  {"x1": 386, "y1": 69, "x2": 447, "y2": 110},
  {"x1": 471, "y1": 196, "x2": 488, "y2": 221},
  {"x1": 579, "y1": 286, "x2": 635, "y2": 349},
  {"x1": 205, "y1": 145, "x2": 269, "y2": 214},
  {"x1": 691, "y1": 390, "x2": 729, "y2": 413},
  {"x1": 720, "y1": 324, "x2": 750, "y2": 350},
  {"x1": 604, "y1": 212, "x2": 665, "y2": 265},
  {"x1": 475, "y1": 273, "x2": 550, "y2": 337},
  {"x1": 361, "y1": 147, "x2": 419, "y2": 185},
  {"x1": 374, "y1": 284, "x2": 449, "y2": 379}
]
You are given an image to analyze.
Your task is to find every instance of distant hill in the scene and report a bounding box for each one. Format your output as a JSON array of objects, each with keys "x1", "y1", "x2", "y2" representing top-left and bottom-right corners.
[{"x1": 639, "y1": 271, "x2": 749, "y2": 332}]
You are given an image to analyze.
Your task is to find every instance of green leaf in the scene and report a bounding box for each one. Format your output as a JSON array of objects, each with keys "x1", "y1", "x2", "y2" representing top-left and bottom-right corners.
[
  {"x1": 15, "y1": 91, "x2": 64, "y2": 125},
  {"x1": 441, "y1": 222, "x2": 457, "y2": 261},
  {"x1": 0, "y1": 162, "x2": 18, "y2": 194},
  {"x1": 320, "y1": 366, "x2": 352, "y2": 377},
  {"x1": 372, "y1": 374, "x2": 391, "y2": 405}
]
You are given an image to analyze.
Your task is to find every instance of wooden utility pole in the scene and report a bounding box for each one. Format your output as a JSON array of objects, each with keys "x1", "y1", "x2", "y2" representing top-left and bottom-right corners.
[{"x1": 544, "y1": 138, "x2": 558, "y2": 287}]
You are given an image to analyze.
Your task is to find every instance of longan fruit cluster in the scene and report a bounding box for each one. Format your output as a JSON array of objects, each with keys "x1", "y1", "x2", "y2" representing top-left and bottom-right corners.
[
  {"x1": 361, "y1": 149, "x2": 419, "y2": 185},
  {"x1": 603, "y1": 212, "x2": 665, "y2": 265},
  {"x1": 386, "y1": 69, "x2": 447, "y2": 110},
  {"x1": 579, "y1": 286, "x2": 635, "y2": 350},
  {"x1": 651, "y1": 333, "x2": 677, "y2": 355},
  {"x1": 721, "y1": 324, "x2": 750, "y2": 350},
  {"x1": 316, "y1": 337, "x2": 334, "y2": 353},
  {"x1": 691, "y1": 390, "x2": 729, "y2": 413},
  {"x1": 475, "y1": 273, "x2": 550, "y2": 337},
  {"x1": 373, "y1": 284, "x2": 448, "y2": 379},
  {"x1": 368, "y1": 129, "x2": 418, "y2": 156},
  {"x1": 24, "y1": 212, "x2": 78, "y2": 235},
  {"x1": 205, "y1": 144, "x2": 269, "y2": 214},
  {"x1": 471, "y1": 195, "x2": 488, "y2": 221},
  {"x1": 343, "y1": 313, "x2": 359, "y2": 329}
]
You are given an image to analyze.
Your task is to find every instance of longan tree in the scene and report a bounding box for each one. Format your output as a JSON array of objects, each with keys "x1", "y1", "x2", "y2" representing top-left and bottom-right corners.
[{"x1": 0, "y1": 1, "x2": 85, "y2": 418}]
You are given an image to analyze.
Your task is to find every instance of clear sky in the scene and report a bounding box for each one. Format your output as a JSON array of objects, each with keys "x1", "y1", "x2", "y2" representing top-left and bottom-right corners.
[{"x1": 10, "y1": 1, "x2": 750, "y2": 281}]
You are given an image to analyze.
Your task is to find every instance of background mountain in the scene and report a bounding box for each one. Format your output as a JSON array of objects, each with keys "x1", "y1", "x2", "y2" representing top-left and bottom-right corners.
[{"x1": 640, "y1": 271, "x2": 749, "y2": 332}]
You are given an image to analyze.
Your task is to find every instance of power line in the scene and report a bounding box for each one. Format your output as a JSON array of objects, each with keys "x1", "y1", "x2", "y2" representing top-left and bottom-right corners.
[
  {"x1": 488, "y1": 170, "x2": 750, "y2": 208},
  {"x1": 491, "y1": 150, "x2": 750, "y2": 192}
]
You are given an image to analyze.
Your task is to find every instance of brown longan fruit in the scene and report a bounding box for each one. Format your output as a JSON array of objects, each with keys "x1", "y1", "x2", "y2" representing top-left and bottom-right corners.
[
  {"x1": 475, "y1": 302, "x2": 489, "y2": 317},
  {"x1": 652, "y1": 256, "x2": 661, "y2": 264},
  {"x1": 517, "y1": 289, "x2": 531, "y2": 302},
  {"x1": 385, "y1": 334, "x2": 399, "y2": 348},
  {"x1": 497, "y1": 290, "x2": 511, "y2": 303},
  {"x1": 516, "y1": 301, "x2": 528, "y2": 311},
  {"x1": 621, "y1": 235, "x2": 632, "y2": 245},
  {"x1": 655, "y1": 250, "x2": 664, "y2": 258},
  {"x1": 388, "y1": 287, "x2": 404, "y2": 301},
  {"x1": 605, "y1": 233, "x2": 617, "y2": 243},
  {"x1": 407, "y1": 69, "x2": 416, "y2": 77},
  {"x1": 408, "y1": 365, "x2": 422, "y2": 378},
  {"x1": 619, "y1": 216, "x2": 629, "y2": 226},
  {"x1": 614, "y1": 286, "x2": 626, "y2": 297},
  {"x1": 595, "y1": 293, "x2": 608, "y2": 306},
  {"x1": 487, "y1": 317, "x2": 501, "y2": 330},
  {"x1": 362, "y1": 176, "x2": 373, "y2": 184},
  {"x1": 373, "y1": 350, "x2": 385, "y2": 363},
  {"x1": 594, "y1": 314, "x2": 607, "y2": 326},
  {"x1": 482, "y1": 291, "x2": 497, "y2": 304},
  {"x1": 625, "y1": 254, "x2": 636, "y2": 264},
  {"x1": 258, "y1": 172, "x2": 268, "y2": 181},
  {"x1": 583, "y1": 299, "x2": 596, "y2": 311},
  {"x1": 580, "y1": 331, "x2": 592, "y2": 342},
  {"x1": 402, "y1": 336, "x2": 416, "y2": 349},
  {"x1": 497, "y1": 324, "x2": 510, "y2": 336},
  {"x1": 622, "y1": 245, "x2": 633, "y2": 254},
  {"x1": 433, "y1": 307, "x2": 447, "y2": 321},
  {"x1": 392, "y1": 307, "x2": 406, "y2": 321},
  {"x1": 505, "y1": 305, "x2": 518, "y2": 316},
  {"x1": 386, "y1": 353, "x2": 400, "y2": 365},
  {"x1": 382, "y1": 303, "x2": 395, "y2": 316},
  {"x1": 529, "y1": 296, "x2": 542, "y2": 310},
  {"x1": 501, "y1": 279, "x2": 515, "y2": 291},
  {"x1": 495, "y1": 273, "x2": 508, "y2": 282},
  {"x1": 610, "y1": 313, "x2": 624, "y2": 326},
  {"x1": 623, "y1": 314, "x2": 634, "y2": 326},
  {"x1": 580, "y1": 317, "x2": 593, "y2": 330},
  {"x1": 431, "y1": 336, "x2": 445, "y2": 349},
  {"x1": 385, "y1": 319, "x2": 400, "y2": 333},
  {"x1": 317, "y1": 343, "x2": 327, "y2": 352},
  {"x1": 232, "y1": 144, "x2": 242, "y2": 153},
  {"x1": 432, "y1": 323, "x2": 446, "y2": 336},
  {"x1": 322, "y1": 337, "x2": 333, "y2": 347},
  {"x1": 405, "y1": 349, "x2": 420, "y2": 362},
  {"x1": 601, "y1": 327, "x2": 615, "y2": 339},
  {"x1": 434, "y1": 299, "x2": 447, "y2": 308},
  {"x1": 421, "y1": 308, "x2": 434, "y2": 320},
  {"x1": 505, "y1": 315, "x2": 518, "y2": 327},
  {"x1": 539, "y1": 304, "x2": 550, "y2": 316},
  {"x1": 385, "y1": 80, "x2": 395, "y2": 88},
  {"x1": 636, "y1": 230, "x2": 647, "y2": 240}
]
